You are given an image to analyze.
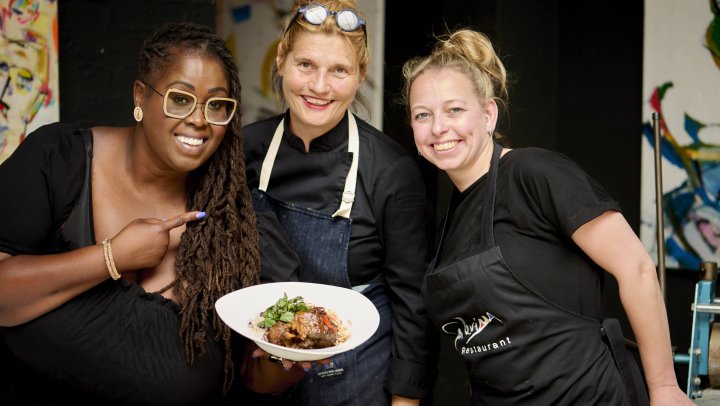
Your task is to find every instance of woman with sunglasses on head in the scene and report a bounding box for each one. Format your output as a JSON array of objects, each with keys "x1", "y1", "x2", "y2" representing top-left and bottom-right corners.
[
  {"x1": 0, "y1": 21, "x2": 307, "y2": 405},
  {"x1": 243, "y1": 1, "x2": 435, "y2": 405},
  {"x1": 401, "y1": 28, "x2": 693, "y2": 406}
]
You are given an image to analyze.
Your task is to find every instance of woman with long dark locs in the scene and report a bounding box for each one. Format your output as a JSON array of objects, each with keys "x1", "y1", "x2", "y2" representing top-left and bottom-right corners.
[{"x1": 0, "y1": 21, "x2": 304, "y2": 405}]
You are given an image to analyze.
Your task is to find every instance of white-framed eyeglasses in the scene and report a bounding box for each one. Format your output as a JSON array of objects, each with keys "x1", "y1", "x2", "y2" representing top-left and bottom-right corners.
[
  {"x1": 145, "y1": 83, "x2": 238, "y2": 126},
  {"x1": 285, "y1": 3, "x2": 367, "y2": 45}
]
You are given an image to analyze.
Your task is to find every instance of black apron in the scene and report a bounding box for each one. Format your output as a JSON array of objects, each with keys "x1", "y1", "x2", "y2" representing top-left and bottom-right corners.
[
  {"x1": 252, "y1": 113, "x2": 392, "y2": 406},
  {"x1": 423, "y1": 142, "x2": 649, "y2": 405}
]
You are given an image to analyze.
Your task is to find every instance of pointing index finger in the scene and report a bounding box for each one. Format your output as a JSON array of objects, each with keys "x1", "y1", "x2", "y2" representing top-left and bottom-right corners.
[{"x1": 163, "y1": 211, "x2": 206, "y2": 230}]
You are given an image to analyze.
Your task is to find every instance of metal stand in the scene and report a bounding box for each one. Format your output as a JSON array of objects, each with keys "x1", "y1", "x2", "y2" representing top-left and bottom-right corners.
[
  {"x1": 652, "y1": 112, "x2": 667, "y2": 299},
  {"x1": 674, "y1": 262, "x2": 719, "y2": 399}
]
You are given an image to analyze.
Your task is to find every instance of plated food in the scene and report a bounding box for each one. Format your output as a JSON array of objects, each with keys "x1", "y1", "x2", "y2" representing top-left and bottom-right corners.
[
  {"x1": 253, "y1": 293, "x2": 350, "y2": 349},
  {"x1": 215, "y1": 282, "x2": 380, "y2": 361}
]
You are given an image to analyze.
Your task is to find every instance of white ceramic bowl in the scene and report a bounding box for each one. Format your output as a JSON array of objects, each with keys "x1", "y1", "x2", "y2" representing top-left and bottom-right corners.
[{"x1": 215, "y1": 282, "x2": 380, "y2": 361}]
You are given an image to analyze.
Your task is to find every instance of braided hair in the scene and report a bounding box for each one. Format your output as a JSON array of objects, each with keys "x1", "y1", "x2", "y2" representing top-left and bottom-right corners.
[{"x1": 137, "y1": 21, "x2": 260, "y2": 393}]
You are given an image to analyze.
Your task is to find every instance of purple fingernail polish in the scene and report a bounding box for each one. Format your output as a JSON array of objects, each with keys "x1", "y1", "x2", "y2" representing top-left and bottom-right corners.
[{"x1": 196, "y1": 211, "x2": 206, "y2": 219}]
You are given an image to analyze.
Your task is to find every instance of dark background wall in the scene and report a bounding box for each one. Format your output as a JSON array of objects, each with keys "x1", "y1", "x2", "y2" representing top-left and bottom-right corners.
[
  {"x1": 57, "y1": 0, "x2": 700, "y2": 404},
  {"x1": 57, "y1": 0, "x2": 215, "y2": 128}
]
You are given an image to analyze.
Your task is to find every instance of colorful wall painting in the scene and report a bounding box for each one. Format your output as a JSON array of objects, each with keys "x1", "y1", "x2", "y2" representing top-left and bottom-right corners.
[
  {"x1": 641, "y1": 0, "x2": 720, "y2": 270},
  {"x1": 217, "y1": 0, "x2": 385, "y2": 129},
  {"x1": 0, "y1": 0, "x2": 59, "y2": 164}
]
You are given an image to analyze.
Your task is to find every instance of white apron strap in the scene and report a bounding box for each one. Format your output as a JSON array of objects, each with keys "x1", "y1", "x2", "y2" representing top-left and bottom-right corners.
[
  {"x1": 257, "y1": 118, "x2": 285, "y2": 192},
  {"x1": 332, "y1": 112, "x2": 359, "y2": 218},
  {"x1": 257, "y1": 113, "x2": 360, "y2": 219}
]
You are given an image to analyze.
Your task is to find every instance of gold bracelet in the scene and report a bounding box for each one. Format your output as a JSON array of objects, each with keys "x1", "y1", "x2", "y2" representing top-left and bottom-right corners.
[{"x1": 102, "y1": 239, "x2": 121, "y2": 280}]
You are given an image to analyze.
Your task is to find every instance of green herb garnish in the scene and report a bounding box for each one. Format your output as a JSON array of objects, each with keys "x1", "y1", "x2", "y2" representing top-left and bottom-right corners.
[{"x1": 258, "y1": 293, "x2": 309, "y2": 329}]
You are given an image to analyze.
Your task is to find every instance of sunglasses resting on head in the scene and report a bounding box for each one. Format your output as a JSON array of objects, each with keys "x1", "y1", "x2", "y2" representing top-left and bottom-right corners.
[{"x1": 285, "y1": 3, "x2": 367, "y2": 45}]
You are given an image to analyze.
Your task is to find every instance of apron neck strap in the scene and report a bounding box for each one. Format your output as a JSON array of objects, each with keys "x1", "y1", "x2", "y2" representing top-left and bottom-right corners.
[
  {"x1": 480, "y1": 141, "x2": 503, "y2": 249},
  {"x1": 429, "y1": 141, "x2": 503, "y2": 270},
  {"x1": 257, "y1": 118, "x2": 285, "y2": 192},
  {"x1": 332, "y1": 112, "x2": 359, "y2": 218},
  {"x1": 258, "y1": 112, "x2": 360, "y2": 219}
]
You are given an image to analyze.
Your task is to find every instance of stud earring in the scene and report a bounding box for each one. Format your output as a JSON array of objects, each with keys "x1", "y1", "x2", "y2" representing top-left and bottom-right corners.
[{"x1": 133, "y1": 106, "x2": 143, "y2": 122}]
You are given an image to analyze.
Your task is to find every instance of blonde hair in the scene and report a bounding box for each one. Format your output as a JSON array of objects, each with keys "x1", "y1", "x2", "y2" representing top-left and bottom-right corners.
[
  {"x1": 272, "y1": 0, "x2": 370, "y2": 115},
  {"x1": 401, "y1": 29, "x2": 508, "y2": 121}
]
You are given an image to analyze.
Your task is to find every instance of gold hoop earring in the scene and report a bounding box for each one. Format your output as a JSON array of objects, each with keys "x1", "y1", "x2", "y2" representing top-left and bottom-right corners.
[{"x1": 133, "y1": 106, "x2": 143, "y2": 122}]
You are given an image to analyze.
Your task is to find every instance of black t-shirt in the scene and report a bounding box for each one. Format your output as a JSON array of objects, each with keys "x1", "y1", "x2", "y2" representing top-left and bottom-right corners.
[
  {"x1": 437, "y1": 147, "x2": 621, "y2": 320},
  {"x1": 0, "y1": 122, "x2": 86, "y2": 255},
  {"x1": 0, "y1": 123, "x2": 228, "y2": 405}
]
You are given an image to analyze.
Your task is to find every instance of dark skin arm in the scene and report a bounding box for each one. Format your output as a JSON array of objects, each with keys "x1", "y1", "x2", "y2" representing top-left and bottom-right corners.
[{"x1": 0, "y1": 212, "x2": 203, "y2": 326}]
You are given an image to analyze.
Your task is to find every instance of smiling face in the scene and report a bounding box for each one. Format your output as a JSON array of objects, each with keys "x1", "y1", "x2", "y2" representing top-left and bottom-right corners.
[
  {"x1": 409, "y1": 67, "x2": 498, "y2": 191},
  {"x1": 135, "y1": 53, "x2": 231, "y2": 173},
  {"x1": 276, "y1": 31, "x2": 363, "y2": 143}
]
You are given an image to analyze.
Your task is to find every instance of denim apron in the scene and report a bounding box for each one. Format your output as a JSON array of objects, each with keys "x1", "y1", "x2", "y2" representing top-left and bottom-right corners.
[
  {"x1": 423, "y1": 142, "x2": 649, "y2": 405},
  {"x1": 252, "y1": 112, "x2": 392, "y2": 405}
]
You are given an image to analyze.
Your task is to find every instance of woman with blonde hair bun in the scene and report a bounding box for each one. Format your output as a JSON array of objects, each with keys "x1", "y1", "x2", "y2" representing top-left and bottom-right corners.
[{"x1": 402, "y1": 28, "x2": 692, "y2": 405}]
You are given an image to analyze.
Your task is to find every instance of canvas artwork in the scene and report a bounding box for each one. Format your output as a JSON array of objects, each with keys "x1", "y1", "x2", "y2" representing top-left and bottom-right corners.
[
  {"x1": 216, "y1": 0, "x2": 385, "y2": 129},
  {"x1": 641, "y1": 0, "x2": 720, "y2": 270},
  {"x1": 0, "y1": 0, "x2": 59, "y2": 164}
]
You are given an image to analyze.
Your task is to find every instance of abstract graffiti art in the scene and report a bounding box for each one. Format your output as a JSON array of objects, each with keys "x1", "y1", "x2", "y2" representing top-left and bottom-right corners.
[
  {"x1": 0, "y1": 0, "x2": 58, "y2": 164},
  {"x1": 641, "y1": 0, "x2": 720, "y2": 270}
]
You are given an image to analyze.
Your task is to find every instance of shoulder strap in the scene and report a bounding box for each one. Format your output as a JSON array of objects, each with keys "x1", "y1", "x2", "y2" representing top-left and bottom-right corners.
[{"x1": 59, "y1": 129, "x2": 95, "y2": 248}]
